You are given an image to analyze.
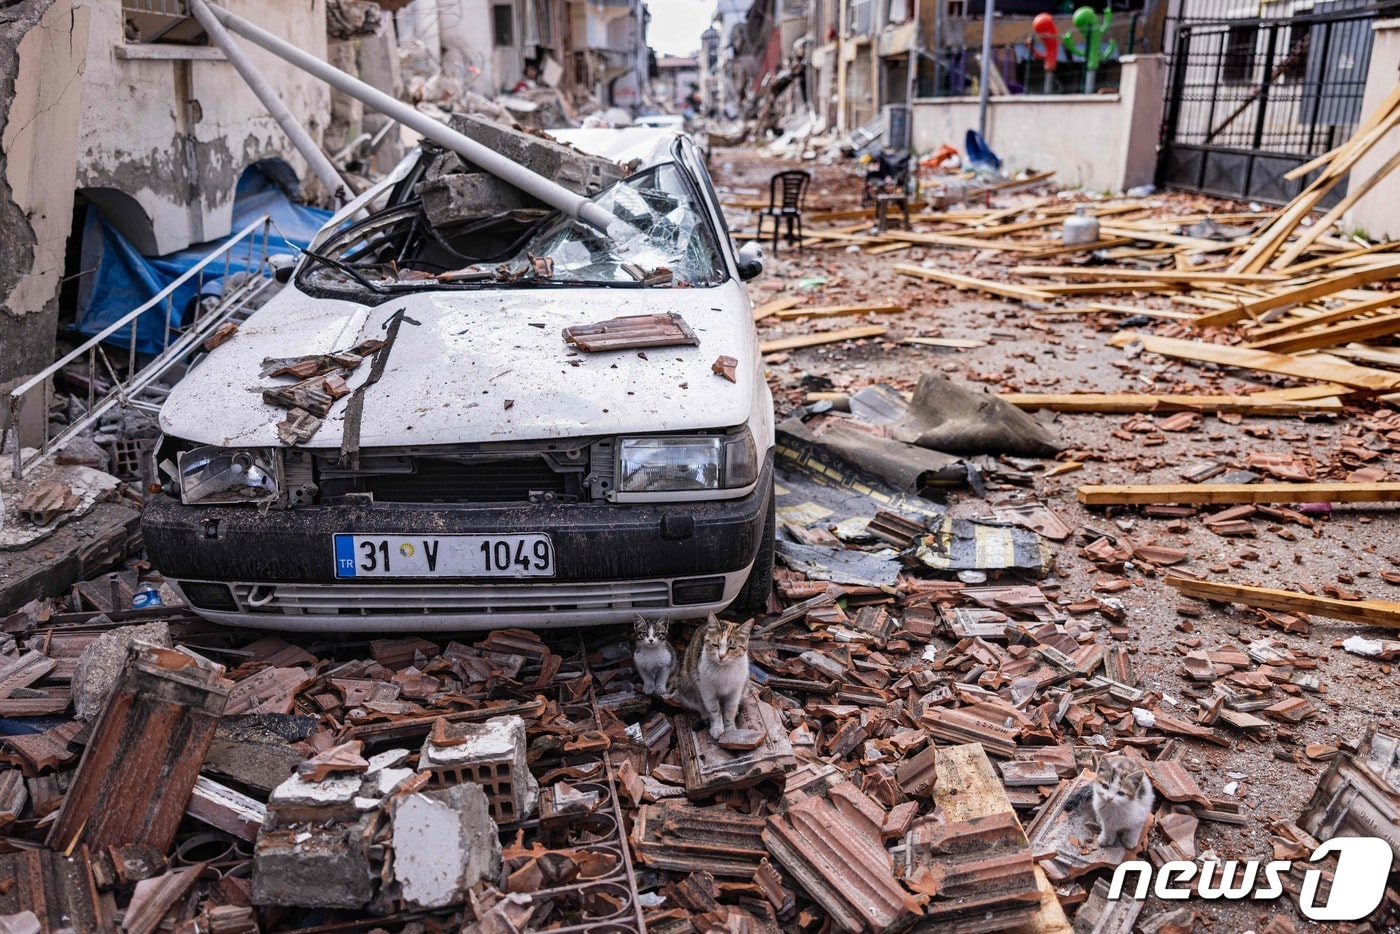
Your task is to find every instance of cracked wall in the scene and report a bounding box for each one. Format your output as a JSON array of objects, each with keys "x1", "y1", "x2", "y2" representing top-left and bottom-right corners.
[
  {"x1": 0, "y1": 0, "x2": 89, "y2": 387},
  {"x1": 76, "y1": 0, "x2": 331, "y2": 256}
]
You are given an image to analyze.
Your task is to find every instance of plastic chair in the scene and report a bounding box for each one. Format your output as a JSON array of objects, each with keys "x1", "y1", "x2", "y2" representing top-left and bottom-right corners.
[{"x1": 757, "y1": 170, "x2": 810, "y2": 252}]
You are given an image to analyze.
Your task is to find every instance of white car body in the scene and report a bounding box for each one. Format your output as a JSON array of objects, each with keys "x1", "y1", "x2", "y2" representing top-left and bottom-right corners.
[{"x1": 144, "y1": 130, "x2": 775, "y2": 631}]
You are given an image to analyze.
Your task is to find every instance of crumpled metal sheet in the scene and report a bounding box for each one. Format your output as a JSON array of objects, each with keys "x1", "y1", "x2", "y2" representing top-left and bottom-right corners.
[
  {"x1": 915, "y1": 516, "x2": 1055, "y2": 577},
  {"x1": 850, "y1": 378, "x2": 1064, "y2": 457},
  {"x1": 775, "y1": 541, "x2": 902, "y2": 588}
]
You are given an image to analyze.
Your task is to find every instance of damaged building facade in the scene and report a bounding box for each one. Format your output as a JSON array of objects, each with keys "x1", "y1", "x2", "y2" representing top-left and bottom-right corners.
[{"x1": 0, "y1": 0, "x2": 331, "y2": 394}]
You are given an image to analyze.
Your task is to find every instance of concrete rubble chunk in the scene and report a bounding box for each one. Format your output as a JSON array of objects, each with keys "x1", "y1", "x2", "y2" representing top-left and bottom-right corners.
[
  {"x1": 391, "y1": 783, "x2": 502, "y2": 909},
  {"x1": 420, "y1": 714, "x2": 538, "y2": 822},
  {"x1": 253, "y1": 813, "x2": 380, "y2": 909},
  {"x1": 69, "y1": 620, "x2": 172, "y2": 721}
]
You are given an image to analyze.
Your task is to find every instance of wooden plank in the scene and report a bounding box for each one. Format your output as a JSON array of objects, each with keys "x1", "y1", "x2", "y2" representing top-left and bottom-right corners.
[
  {"x1": 1012, "y1": 265, "x2": 1280, "y2": 283},
  {"x1": 1109, "y1": 332, "x2": 1400, "y2": 392},
  {"x1": 1251, "y1": 383, "x2": 1354, "y2": 400},
  {"x1": 1001, "y1": 392, "x2": 1343, "y2": 415},
  {"x1": 760, "y1": 325, "x2": 888, "y2": 354},
  {"x1": 1032, "y1": 281, "x2": 1181, "y2": 295},
  {"x1": 905, "y1": 336, "x2": 986, "y2": 349},
  {"x1": 1332, "y1": 343, "x2": 1400, "y2": 368},
  {"x1": 1275, "y1": 149, "x2": 1400, "y2": 267},
  {"x1": 1194, "y1": 260, "x2": 1400, "y2": 327},
  {"x1": 1283, "y1": 81, "x2": 1400, "y2": 181},
  {"x1": 864, "y1": 242, "x2": 913, "y2": 255},
  {"x1": 1164, "y1": 575, "x2": 1400, "y2": 630},
  {"x1": 772, "y1": 303, "x2": 903, "y2": 320},
  {"x1": 1278, "y1": 241, "x2": 1400, "y2": 276},
  {"x1": 1248, "y1": 311, "x2": 1400, "y2": 354},
  {"x1": 1245, "y1": 292, "x2": 1398, "y2": 340},
  {"x1": 1099, "y1": 225, "x2": 1244, "y2": 252},
  {"x1": 894, "y1": 264, "x2": 1055, "y2": 303},
  {"x1": 1078, "y1": 481, "x2": 1400, "y2": 506},
  {"x1": 1021, "y1": 236, "x2": 1136, "y2": 258},
  {"x1": 751, "y1": 296, "x2": 800, "y2": 322},
  {"x1": 1235, "y1": 103, "x2": 1400, "y2": 272}
]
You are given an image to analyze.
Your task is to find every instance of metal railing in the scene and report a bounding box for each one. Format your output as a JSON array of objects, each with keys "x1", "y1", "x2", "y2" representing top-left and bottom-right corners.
[{"x1": 4, "y1": 216, "x2": 275, "y2": 479}]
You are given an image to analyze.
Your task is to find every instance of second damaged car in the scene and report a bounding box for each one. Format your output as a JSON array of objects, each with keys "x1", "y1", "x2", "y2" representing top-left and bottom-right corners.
[{"x1": 143, "y1": 121, "x2": 774, "y2": 631}]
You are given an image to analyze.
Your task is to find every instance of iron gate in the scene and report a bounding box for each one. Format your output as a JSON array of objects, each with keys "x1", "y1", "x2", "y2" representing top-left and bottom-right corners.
[{"x1": 1157, "y1": 4, "x2": 1378, "y2": 204}]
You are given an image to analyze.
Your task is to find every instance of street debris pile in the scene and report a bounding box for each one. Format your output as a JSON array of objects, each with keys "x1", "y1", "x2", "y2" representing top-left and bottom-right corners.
[{"x1": 4, "y1": 376, "x2": 1400, "y2": 934}]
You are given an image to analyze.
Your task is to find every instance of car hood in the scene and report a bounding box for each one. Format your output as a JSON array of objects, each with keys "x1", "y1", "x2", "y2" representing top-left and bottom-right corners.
[{"x1": 159, "y1": 282, "x2": 760, "y2": 449}]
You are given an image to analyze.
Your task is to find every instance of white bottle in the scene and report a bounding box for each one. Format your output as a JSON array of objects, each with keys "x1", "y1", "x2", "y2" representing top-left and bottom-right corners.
[{"x1": 1063, "y1": 206, "x2": 1100, "y2": 246}]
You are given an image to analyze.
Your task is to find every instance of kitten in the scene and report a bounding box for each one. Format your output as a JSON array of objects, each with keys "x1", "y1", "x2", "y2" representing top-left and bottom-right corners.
[
  {"x1": 632, "y1": 615, "x2": 676, "y2": 695},
  {"x1": 1091, "y1": 756, "x2": 1155, "y2": 849},
  {"x1": 671, "y1": 615, "x2": 753, "y2": 740}
]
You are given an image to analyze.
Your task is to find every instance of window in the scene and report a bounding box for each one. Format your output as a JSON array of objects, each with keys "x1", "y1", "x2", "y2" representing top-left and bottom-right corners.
[
  {"x1": 121, "y1": 0, "x2": 207, "y2": 45},
  {"x1": 849, "y1": 0, "x2": 873, "y2": 34},
  {"x1": 1222, "y1": 24, "x2": 1258, "y2": 84},
  {"x1": 493, "y1": 4, "x2": 514, "y2": 47}
]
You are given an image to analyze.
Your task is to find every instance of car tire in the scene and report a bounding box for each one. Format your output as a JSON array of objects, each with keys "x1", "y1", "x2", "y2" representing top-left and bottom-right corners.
[{"x1": 731, "y1": 483, "x2": 775, "y2": 614}]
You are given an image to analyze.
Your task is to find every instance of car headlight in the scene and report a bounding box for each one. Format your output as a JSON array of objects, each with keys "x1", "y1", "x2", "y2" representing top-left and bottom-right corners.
[
  {"x1": 177, "y1": 446, "x2": 280, "y2": 505},
  {"x1": 618, "y1": 432, "x2": 757, "y2": 493}
]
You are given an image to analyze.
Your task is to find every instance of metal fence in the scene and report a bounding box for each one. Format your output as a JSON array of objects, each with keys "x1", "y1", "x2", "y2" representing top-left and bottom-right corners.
[
  {"x1": 4, "y1": 217, "x2": 275, "y2": 479},
  {"x1": 1157, "y1": 4, "x2": 1382, "y2": 203}
]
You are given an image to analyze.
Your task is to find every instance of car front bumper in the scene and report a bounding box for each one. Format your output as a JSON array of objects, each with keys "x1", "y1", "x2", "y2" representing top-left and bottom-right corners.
[{"x1": 142, "y1": 454, "x2": 772, "y2": 631}]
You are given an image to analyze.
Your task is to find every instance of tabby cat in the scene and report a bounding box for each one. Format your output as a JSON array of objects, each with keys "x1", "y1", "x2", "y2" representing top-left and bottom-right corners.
[
  {"x1": 1091, "y1": 755, "x2": 1155, "y2": 848},
  {"x1": 631, "y1": 615, "x2": 676, "y2": 695},
  {"x1": 671, "y1": 615, "x2": 753, "y2": 739}
]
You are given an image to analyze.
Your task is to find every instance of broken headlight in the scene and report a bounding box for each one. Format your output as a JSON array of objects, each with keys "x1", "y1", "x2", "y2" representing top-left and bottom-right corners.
[
  {"x1": 177, "y1": 446, "x2": 280, "y2": 505},
  {"x1": 617, "y1": 432, "x2": 757, "y2": 494}
]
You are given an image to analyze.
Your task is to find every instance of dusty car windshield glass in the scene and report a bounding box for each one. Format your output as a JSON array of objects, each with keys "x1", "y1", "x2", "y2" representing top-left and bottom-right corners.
[
  {"x1": 504, "y1": 164, "x2": 726, "y2": 286},
  {"x1": 300, "y1": 160, "x2": 727, "y2": 296}
]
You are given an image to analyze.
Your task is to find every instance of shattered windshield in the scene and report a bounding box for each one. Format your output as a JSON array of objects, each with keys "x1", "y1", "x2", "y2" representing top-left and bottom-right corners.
[
  {"x1": 501, "y1": 164, "x2": 727, "y2": 287},
  {"x1": 298, "y1": 161, "x2": 727, "y2": 298}
]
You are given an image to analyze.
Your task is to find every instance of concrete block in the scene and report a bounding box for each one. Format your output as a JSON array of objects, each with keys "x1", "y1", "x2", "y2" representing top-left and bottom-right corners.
[
  {"x1": 415, "y1": 172, "x2": 547, "y2": 227},
  {"x1": 420, "y1": 714, "x2": 539, "y2": 822},
  {"x1": 448, "y1": 113, "x2": 626, "y2": 197},
  {"x1": 70, "y1": 620, "x2": 172, "y2": 721},
  {"x1": 268, "y1": 772, "x2": 362, "y2": 808},
  {"x1": 252, "y1": 813, "x2": 378, "y2": 908},
  {"x1": 391, "y1": 783, "x2": 502, "y2": 909}
]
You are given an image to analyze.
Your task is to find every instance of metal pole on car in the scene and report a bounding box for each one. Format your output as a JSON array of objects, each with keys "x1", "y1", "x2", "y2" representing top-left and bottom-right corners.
[
  {"x1": 187, "y1": 0, "x2": 351, "y2": 205},
  {"x1": 188, "y1": 0, "x2": 620, "y2": 233},
  {"x1": 977, "y1": 0, "x2": 995, "y2": 139}
]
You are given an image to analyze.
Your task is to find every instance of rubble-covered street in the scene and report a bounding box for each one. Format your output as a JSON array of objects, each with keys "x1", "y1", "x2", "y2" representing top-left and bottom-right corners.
[
  {"x1": 4, "y1": 0, "x2": 1400, "y2": 930},
  {"x1": 4, "y1": 138, "x2": 1400, "y2": 930}
]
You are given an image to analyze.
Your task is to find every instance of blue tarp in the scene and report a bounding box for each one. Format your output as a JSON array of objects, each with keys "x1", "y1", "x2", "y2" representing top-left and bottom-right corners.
[{"x1": 75, "y1": 166, "x2": 333, "y2": 355}]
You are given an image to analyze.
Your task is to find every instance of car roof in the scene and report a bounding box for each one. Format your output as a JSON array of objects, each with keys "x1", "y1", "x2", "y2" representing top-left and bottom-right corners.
[{"x1": 546, "y1": 126, "x2": 679, "y2": 170}]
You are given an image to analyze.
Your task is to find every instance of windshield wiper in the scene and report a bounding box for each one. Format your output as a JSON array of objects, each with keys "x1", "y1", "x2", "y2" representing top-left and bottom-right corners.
[{"x1": 299, "y1": 246, "x2": 390, "y2": 294}]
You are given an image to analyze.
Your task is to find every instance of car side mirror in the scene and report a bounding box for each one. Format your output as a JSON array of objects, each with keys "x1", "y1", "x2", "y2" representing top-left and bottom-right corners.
[
  {"x1": 269, "y1": 253, "x2": 297, "y2": 284},
  {"x1": 737, "y1": 241, "x2": 763, "y2": 281}
]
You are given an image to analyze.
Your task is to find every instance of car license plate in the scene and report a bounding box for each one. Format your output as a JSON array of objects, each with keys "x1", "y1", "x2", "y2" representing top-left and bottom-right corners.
[{"x1": 333, "y1": 534, "x2": 555, "y2": 578}]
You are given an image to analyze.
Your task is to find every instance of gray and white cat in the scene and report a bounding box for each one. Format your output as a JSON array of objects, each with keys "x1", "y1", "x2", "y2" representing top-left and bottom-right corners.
[
  {"x1": 632, "y1": 615, "x2": 676, "y2": 695},
  {"x1": 1091, "y1": 756, "x2": 1155, "y2": 848},
  {"x1": 671, "y1": 615, "x2": 753, "y2": 739}
]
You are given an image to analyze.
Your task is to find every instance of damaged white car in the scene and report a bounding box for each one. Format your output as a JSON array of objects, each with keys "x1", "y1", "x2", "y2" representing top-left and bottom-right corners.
[{"x1": 143, "y1": 123, "x2": 774, "y2": 631}]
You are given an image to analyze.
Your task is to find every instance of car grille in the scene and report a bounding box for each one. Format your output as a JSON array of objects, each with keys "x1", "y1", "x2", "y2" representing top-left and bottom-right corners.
[
  {"x1": 230, "y1": 580, "x2": 671, "y2": 615},
  {"x1": 324, "y1": 457, "x2": 582, "y2": 504}
]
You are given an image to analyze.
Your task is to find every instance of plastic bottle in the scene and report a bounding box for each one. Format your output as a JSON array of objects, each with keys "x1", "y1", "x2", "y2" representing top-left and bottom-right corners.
[
  {"x1": 1062, "y1": 205, "x2": 1100, "y2": 246},
  {"x1": 133, "y1": 581, "x2": 163, "y2": 609}
]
